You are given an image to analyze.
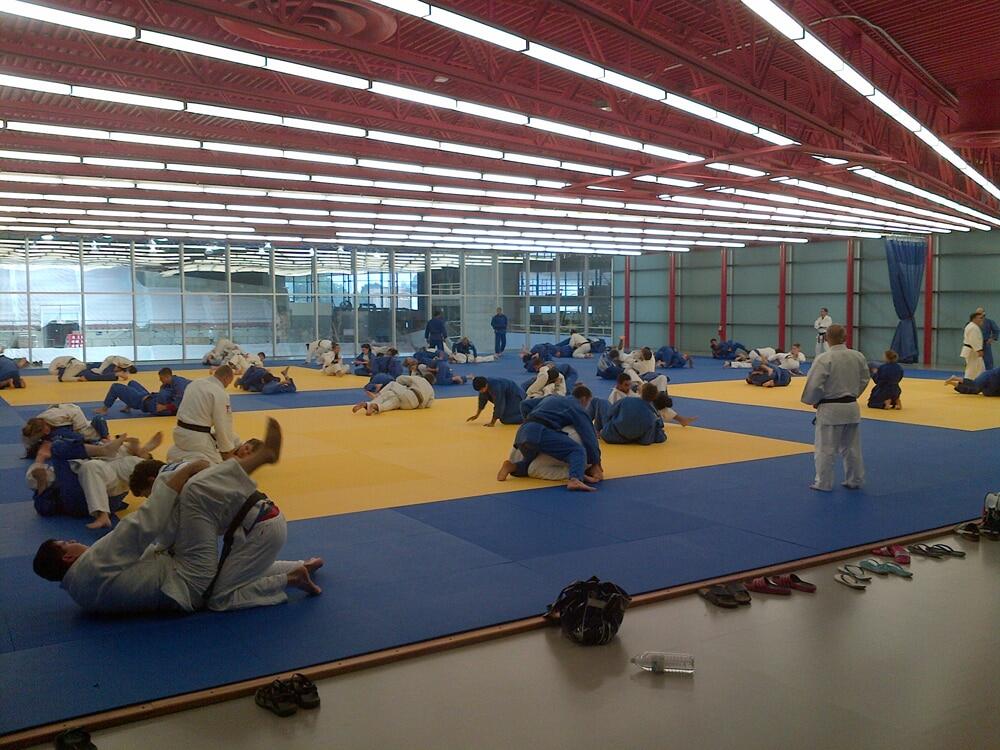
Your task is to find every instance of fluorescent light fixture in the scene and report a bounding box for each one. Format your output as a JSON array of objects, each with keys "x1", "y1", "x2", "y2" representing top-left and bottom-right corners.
[
  {"x1": 833, "y1": 65, "x2": 875, "y2": 96},
  {"x1": 204, "y1": 142, "x2": 283, "y2": 158},
  {"x1": 366, "y1": 0, "x2": 430, "y2": 15},
  {"x1": 426, "y1": 7, "x2": 527, "y2": 51},
  {"x1": 755, "y1": 129, "x2": 798, "y2": 146},
  {"x1": 0, "y1": 150, "x2": 80, "y2": 163},
  {"x1": 242, "y1": 170, "x2": 308, "y2": 181},
  {"x1": 601, "y1": 70, "x2": 664, "y2": 100},
  {"x1": 282, "y1": 117, "x2": 366, "y2": 137},
  {"x1": 167, "y1": 164, "x2": 240, "y2": 175},
  {"x1": 109, "y1": 132, "x2": 200, "y2": 148},
  {"x1": 82, "y1": 157, "x2": 165, "y2": 169},
  {"x1": 525, "y1": 43, "x2": 605, "y2": 79},
  {"x1": 794, "y1": 33, "x2": 844, "y2": 72},
  {"x1": 71, "y1": 86, "x2": 184, "y2": 110},
  {"x1": 740, "y1": 0, "x2": 804, "y2": 40},
  {"x1": 455, "y1": 101, "x2": 528, "y2": 125},
  {"x1": 283, "y1": 150, "x2": 355, "y2": 166},
  {"x1": 424, "y1": 167, "x2": 481, "y2": 179},
  {"x1": 713, "y1": 112, "x2": 759, "y2": 135},
  {"x1": 1, "y1": 0, "x2": 136, "y2": 38},
  {"x1": 366, "y1": 131, "x2": 439, "y2": 149},
  {"x1": 503, "y1": 153, "x2": 561, "y2": 168},
  {"x1": 5, "y1": 122, "x2": 106, "y2": 140},
  {"x1": 867, "y1": 91, "x2": 922, "y2": 132},
  {"x1": 0, "y1": 73, "x2": 71, "y2": 95},
  {"x1": 642, "y1": 144, "x2": 702, "y2": 162},
  {"x1": 439, "y1": 143, "x2": 503, "y2": 159},
  {"x1": 358, "y1": 159, "x2": 423, "y2": 174},
  {"x1": 663, "y1": 93, "x2": 718, "y2": 120},
  {"x1": 187, "y1": 103, "x2": 282, "y2": 125},
  {"x1": 369, "y1": 82, "x2": 456, "y2": 109},
  {"x1": 587, "y1": 132, "x2": 642, "y2": 150},
  {"x1": 706, "y1": 163, "x2": 768, "y2": 177},
  {"x1": 64, "y1": 177, "x2": 134, "y2": 188},
  {"x1": 559, "y1": 162, "x2": 613, "y2": 176},
  {"x1": 139, "y1": 30, "x2": 266, "y2": 68},
  {"x1": 527, "y1": 117, "x2": 591, "y2": 140},
  {"x1": 264, "y1": 58, "x2": 368, "y2": 89}
]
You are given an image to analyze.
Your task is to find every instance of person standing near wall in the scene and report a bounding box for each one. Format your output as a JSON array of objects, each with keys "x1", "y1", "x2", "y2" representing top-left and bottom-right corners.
[
  {"x1": 813, "y1": 307, "x2": 834, "y2": 357},
  {"x1": 962, "y1": 311, "x2": 986, "y2": 381},
  {"x1": 976, "y1": 307, "x2": 999, "y2": 370},
  {"x1": 424, "y1": 310, "x2": 448, "y2": 353},
  {"x1": 800, "y1": 324, "x2": 870, "y2": 492},
  {"x1": 491, "y1": 307, "x2": 508, "y2": 358}
]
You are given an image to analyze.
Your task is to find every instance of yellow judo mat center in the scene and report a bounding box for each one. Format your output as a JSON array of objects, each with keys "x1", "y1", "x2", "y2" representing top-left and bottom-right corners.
[
  {"x1": 668, "y1": 377, "x2": 1000, "y2": 432},
  {"x1": 1, "y1": 366, "x2": 368, "y2": 406},
  {"x1": 110, "y1": 396, "x2": 813, "y2": 521}
]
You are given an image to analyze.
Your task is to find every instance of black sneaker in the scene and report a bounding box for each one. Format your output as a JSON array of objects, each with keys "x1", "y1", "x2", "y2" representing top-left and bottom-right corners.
[{"x1": 255, "y1": 679, "x2": 298, "y2": 717}]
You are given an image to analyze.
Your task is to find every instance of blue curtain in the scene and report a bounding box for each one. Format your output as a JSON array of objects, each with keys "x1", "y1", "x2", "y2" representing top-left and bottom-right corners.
[{"x1": 885, "y1": 238, "x2": 925, "y2": 363}]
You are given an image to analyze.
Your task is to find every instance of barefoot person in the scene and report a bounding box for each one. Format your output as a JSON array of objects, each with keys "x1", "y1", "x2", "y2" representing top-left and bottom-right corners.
[
  {"x1": 497, "y1": 386, "x2": 603, "y2": 492},
  {"x1": 33, "y1": 419, "x2": 324, "y2": 614},
  {"x1": 95, "y1": 368, "x2": 189, "y2": 416},
  {"x1": 352, "y1": 373, "x2": 435, "y2": 416},
  {"x1": 867, "y1": 350, "x2": 904, "y2": 410},
  {"x1": 167, "y1": 365, "x2": 237, "y2": 464}
]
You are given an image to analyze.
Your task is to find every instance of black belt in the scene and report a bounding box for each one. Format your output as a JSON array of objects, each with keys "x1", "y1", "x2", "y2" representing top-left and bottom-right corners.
[
  {"x1": 200, "y1": 490, "x2": 267, "y2": 609},
  {"x1": 816, "y1": 396, "x2": 857, "y2": 406},
  {"x1": 177, "y1": 420, "x2": 212, "y2": 433}
]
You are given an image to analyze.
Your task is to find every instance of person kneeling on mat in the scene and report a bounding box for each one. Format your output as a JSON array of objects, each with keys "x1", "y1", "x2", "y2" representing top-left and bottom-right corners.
[
  {"x1": 498, "y1": 385, "x2": 603, "y2": 492},
  {"x1": 33, "y1": 419, "x2": 323, "y2": 614}
]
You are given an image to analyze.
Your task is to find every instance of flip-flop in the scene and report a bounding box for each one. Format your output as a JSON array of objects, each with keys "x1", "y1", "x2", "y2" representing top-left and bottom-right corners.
[
  {"x1": 837, "y1": 564, "x2": 871, "y2": 581},
  {"x1": 745, "y1": 576, "x2": 791, "y2": 595},
  {"x1": 724, "y1": 582, "x2": 752, "y2": 605},
  {"x1": 860, "y1": 558, "x2": 913, "y2": 578},
  {"x1": 698, "y1": 585, "x2": 738, "y2": 609},
  {"x1": 770, "y1": 573, "x2": 816, "y2": 593},
  {"x1": 907, "y1": 543, "x2": 946, "y2": 558},
  {"x1": 834, "y1": 573, "x2": 868, "y2": 590},
  {"x1": 954, "y1": 522, "x2": 980, "y2": 541},
  {"x1": 928, "y1": 543, "x2": 966, "y2": 558},
  {"x1": 871, "y1": 544, "x2": 910, "y2": 565}
]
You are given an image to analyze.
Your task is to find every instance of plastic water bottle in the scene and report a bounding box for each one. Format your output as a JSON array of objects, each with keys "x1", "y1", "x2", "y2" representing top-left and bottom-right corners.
[{"x1": 630, "y1": 651, "x2": 695, "y2": 675}]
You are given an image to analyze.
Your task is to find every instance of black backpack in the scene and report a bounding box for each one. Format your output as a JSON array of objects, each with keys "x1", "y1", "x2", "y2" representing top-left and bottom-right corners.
[{"x1": 545, "y1": 576, "x2": 631, "y2": 646}]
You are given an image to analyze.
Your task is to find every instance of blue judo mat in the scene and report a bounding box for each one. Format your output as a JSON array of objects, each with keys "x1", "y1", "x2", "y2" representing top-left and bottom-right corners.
[{"x1": 0, "y1": 355, "x2": 995, "y2": 735}]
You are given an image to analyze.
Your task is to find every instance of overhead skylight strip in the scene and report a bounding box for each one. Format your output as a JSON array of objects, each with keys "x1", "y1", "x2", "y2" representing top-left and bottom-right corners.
[{"x1": 739, "y1": 0, "x2": 1000, "y2": 206}]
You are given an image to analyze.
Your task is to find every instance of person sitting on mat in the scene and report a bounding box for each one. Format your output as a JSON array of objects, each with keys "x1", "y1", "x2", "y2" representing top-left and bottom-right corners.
[
  {"x1": 619, "y1": 341, "x2": 655, "y2": 381},
  {"x1": 319, "y1": 344, "x2": 350, "y2": 376},
  {"x1": 944, "y1": 366, "x2": 1000, "y2": 396},
  {"x1": 498, "y1": 386, "x2": 603, "y2": 492},
  {"x1": 867, "y1": 350, "x2": 904, "y2": 410},
  {"x1": 745, "y1": 361, "x2": 793, "y2": 387},
  {"x1": 773, "y1": 344, "x2": 807, "y2": 373},
  {"x1": 590, "y1": 382, "x2": 666, "y2": 445},
  {"x1": 352, "y1": 372, "x2": 435, "y2": 416},
  {"x1": 468, "y1": 376, "x2": 526, "y2": 426},
  {"x1": 652, "y1": 391, "x2": 698, "y2": 428},
  {"x1": 654, "y1": 345, "x2": 693, "y2": 369},
  {"x1": 353, "y1": 343, "x2": 374, "y2": 376},
  {"x1": 96, "y1": 367, "x2": 189, "y2": 417},
  {"x1": 22, "y1": 403, "x2": 110, "y2": 458},
  {"x1": 370, "y1": 348, "x2": 403, "y2": 379},
  {"x1": 33, "y1": 419, "x2": 324, "y2": 614}
]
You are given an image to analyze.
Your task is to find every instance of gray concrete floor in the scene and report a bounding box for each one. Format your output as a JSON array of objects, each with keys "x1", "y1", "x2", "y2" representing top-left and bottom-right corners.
[{"x1": 31, "y1": 534, "x2": 1000, "y2": 750}]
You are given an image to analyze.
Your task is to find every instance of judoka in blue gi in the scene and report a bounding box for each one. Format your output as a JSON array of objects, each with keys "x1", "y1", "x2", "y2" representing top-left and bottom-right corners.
[
  {"x1": 523, "y1": 342, "x2": 557, "y2": 366},
  {"x1": 424, "y1": 311, "x2": 449, "y2": 352},
  {"x1": 419, "y1": 358, "x2": 465, "y2": 385},
  {"x1": 259, "y1": 368, "x2": 297, "y2": 395},
  {"x1": 413, "y1": 347, "x2": 444, "y2": 367},
  {"x1": 745, "y1": 361, "x2": 792, "y2": 387},
  {"x1": 597, "y1": 349, "x2": 624, "y2": 380},
  {"x1": 491, "y1": 307, "x2": 508, "y2": 356},
  {"x1": 468, "y1": 376, "x2": 526, "y2": 426},
  {"x1": 364, "y1": 372, "x2": 395, "y2": 394},
  {"x1": 353, "y1": 344, "x2": 374, "y2": 375},
  {"x1": 591, "y1": 382, "x2": 666, "y2": 445},
  {"x1": 371, "y1": 349, "x2": 403, "y2": 379},
  {"x1": 655, "y1": 345, "x2": 693, "y2": 369},
  {"x1": 29, "y1": 435, "x2": 133, "y2": 521},
  {"x1": 866, "y1": 350, "x2": 903, "y2": 409},
  {"x1": 978, "y1": 307, "x2": 999, "y2": 370},
  {"x1": 21, "y1": 403, "x2": 110, "y2": 459},
  {"x1": 235, "y1": 364, "x2": 269, "y2": 392},
  {"x1": 498, "y1": 386, "x2": 604, "y2": 491},
  {"x1": 0, "y1": 354, "x2": 28, "y2": 388},
  {"x1": 96, "y1": 368, "x2": 190, "y2": 416},
  {"x1": 946, "y1": 367, "x2": 1000, "y2": 396},
  {"x1": 453, "y1": 337, "x2": 477, "y2": 359},
  {"x1": 710, "y1": 338, "x2": 748, "y2": 360}
]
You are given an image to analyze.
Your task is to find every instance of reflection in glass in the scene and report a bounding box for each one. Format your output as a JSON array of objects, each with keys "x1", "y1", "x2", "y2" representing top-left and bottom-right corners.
[
  {"x1": 84, "y1": 294, "x2": 134, "y2": 361},
  {"x1": 463, "y1": 253, "x2": 496, "y2": 349},
  {"x1": 83, "y1": 239, "x2": 132, "y2": 295},
  {"x1": 0, "y1": 293, "x2": 30, "y2": 358},
  {"x1": 31, "y1": 293, "x2": 83, "y2": 362},
  {"x1": 277, "y1": 294, "x2": 316, "y2": 356},
  {"x1": 587, "y1": 256, "x2": 613, "y2": 337},
  {"x1": 357, "y1": 250, "x2": 392, "y2": 343},
  {"x1": 28, "y1": 239, "x2": 81, "y2": 293},
  {"x1": 184, "y1": 294, "x2": 229, "y2": 356},
  {"x1": 136, "y1": 293, "x2": 182, "y2": 360},
  {"x1": 430, "y1": 252, "x2": 461, "y2": 295},
  {"x1": 184, "y1": 243, "x2": 228, "y2": 293},
  {"x1": 0, "y1": 239, "x2": 28, "y2": 292},
  {"x1": 232, "y1": 296, "x2": 273, "y2": 356},
  {"x1": 134, "y1": 240, "x2": 181, "y2": 292},
  {"x1": 396, "y1": 296, "x2": 428, "y2": 352},
  {"x1": 316, "y1": 247, "x2": 354, "y2": 305},
  {"x1": 319, "y1": 295, "x2": 355, "y2": 354},
  {"x1": 230, "y1": 244, "x2": 272, "y2": 293}
]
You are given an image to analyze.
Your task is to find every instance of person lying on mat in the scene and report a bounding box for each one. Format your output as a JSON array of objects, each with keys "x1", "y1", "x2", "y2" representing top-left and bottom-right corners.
[
  {"x1": 305, "y1": 338, "x2": 333, "y2": 364},
  {"x1": 773, "y1": 344, "x2": 807, "y2": 372},
  {"x1": 525, "y1": 365, "x2": 567, "y2": 399},
  {"x1": 414, "y1": 357, "x2": 466, "y2": 385},
  {"x1": 0, "y1": 352, "x2": 28, "y2": 389},
  {"x1": 710, "y1": 338, "x2": 748, "y2": 360},
  {"x1": 95, "y1": 367, "x2": 189, "y2": 417},
  {"x1": 28, "y1": 431, "x2": 162, "y2": 529},
  {"x1": 202, "y1": 338, "x2": 240, "y2": 366},
  {"x1": 259, "y1": 368, "x2": 297, "y2": 396},
  {"x1": 745, "y1": 361, "x2": 792, "y2": 388},
  {"x1": 370, "y1": 348, "x2": 403, "y2": 379},
  {"x1": 944, "y1": 367, "x2": 1000, "y2": 396},
  {"x1": 352, "y1": 373, "x2": 435, "y2": 416},
  {"x1": 451, "y1": 336, "x2": 495, "y2": 364},
  {"x1": 22, "y1": 403, "x2": 110, "y2": 458},
  {"x1": 596, "y1": 348, "x2": 624, "y2": 381},
  {"x1": 319, "y1": 344, "x2": 350, "y2": 376},
  {"x1": 553, "y1": 330, "x2": 596, "y2": 359},
  {"x1": 468, "y1": 376, "x2": 526, "y2": 426},
  {"x1": 654, "y1": 345, "x2": 693, "y2": 369},
  {"x1": 619, "y1": 341, "x2": 655, "y2": 380},
  {"x1": 33, "y1": 420, "x2": 323, "y2": 614},
  {"x1": 589, "y1": 382, "x2": 666, "y2": 445},
  {"x1": 498, "y1": 386, "x2": 603, "y2": 492},
  {"x1": 867, "y1": 350, "x2": 904, "y2": 410},
  {"x1": 607, "y1": 372, "x2": 671, "y2": 405},
  {"x1": 50, "y1": 356, "x2": 136, "y2": 382}
]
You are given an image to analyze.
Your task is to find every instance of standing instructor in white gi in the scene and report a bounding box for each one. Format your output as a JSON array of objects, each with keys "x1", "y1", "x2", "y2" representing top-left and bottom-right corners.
[
  {"x1": 168, "y1": 364, "x2": 237, "y2": 464},
  {"x1": 800, "y1": 324, "x2": 870, "y2": 492},
  {"x1": 813, "y1": 307, "x2": 834, "y2": 357}
]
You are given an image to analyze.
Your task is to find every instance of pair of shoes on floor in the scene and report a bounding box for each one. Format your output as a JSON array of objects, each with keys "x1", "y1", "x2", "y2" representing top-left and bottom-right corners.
[
  {"x1": 956, "y1": 521, "x2": 1000, "y2": 541},
  {"x1": 255, "y1": 673, "x2": 320, "y2": 717},
  {"x1": 871, "y1": 544, "x2": 910, "y2": 564},
  {"x1": 745, "y1": 574, "x2": 816, "y2": 596},
  {"x1": 858, "y1": 558, "x2": 913, "y2": 578},
  {"x1": 698, "y1": 582, "x2": 751, "y2": 608},
  {"x1": 907, "y1": 542, "x2": 965, "y2": 559},
  {"x1": 835, "y1": 557, "x2": 914, "y2": 588}
]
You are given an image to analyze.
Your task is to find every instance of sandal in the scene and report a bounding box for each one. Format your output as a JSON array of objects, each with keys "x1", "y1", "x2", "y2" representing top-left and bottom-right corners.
[
  {"x1": 871, "y1": 544, "x2": 910, "y2": 565},
  {"x1": 834, "y1": 573, "x2": 868, "y2": 590},
  {"x1": 837, "y1": 564, "x2": 871, "y2": 581},
  {"x1": 907, "y1": 543, "x2": 945, "y2": 558},
  {"x1": 928, "y1": 543, "x2": 966, "y2": 558},
  {"x1": 770, "y1": 573, "x2": 816, "y2": 593},
  {"x1": 698, "y1": 585, "x2": 738, "y2": 609},
  {"x1": 954, "y1": 523, "x2": 980, "y2": 541},
  {"x1": 859, "y1": 558, "x2": 913, "y2": 578},
  {"x1": 724, "y1": 582, "x2": 752, "y2": 605},
  {"x1": 255, "y1": 679, "x2": 299, "y2": 717},
  {"x1": 287, "y1": 673, "x2": 321, "y2": 709},
  {"x1": 745, "y1": 576, "x2": 791, "y2": 595},
  {"x1": 55, "y1": 729, "x2": 97, "y2": 750}
]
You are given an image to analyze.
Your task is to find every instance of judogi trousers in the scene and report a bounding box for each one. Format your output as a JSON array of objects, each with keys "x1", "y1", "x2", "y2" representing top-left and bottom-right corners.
[
  {"x1": 813, "y1": 423, "x2": 864, "y2": 491},
  {"x1": 963, "y1": 353, "x2": 985, "y2": 381},
  {"x1": 372, "y1": 382, "x2": 419, "y2": 412}
]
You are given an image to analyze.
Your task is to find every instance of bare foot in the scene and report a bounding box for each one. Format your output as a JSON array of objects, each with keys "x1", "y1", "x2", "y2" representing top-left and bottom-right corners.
[
  {"x1": 366, "y1": 404, "x2": 379, "y2": 415},
  {"x1": 497, "y1": 459, "x2": 516, "y2": 481},
  {"x1": 352, "y1": 402, "x2": 366, "y2": 413},
  {"x1": 96, "y1": 434, "x2": 127, "y2": 457},
  {"x1": 281, "y1": 366, "x2": 290, "y2": 378},
  {"x1": 676, "y1": 416, "x2": 698, "y2": 427},
  {"x1": 94, "y1": 406, "x2": 109, "y2": 415},
  {"x1": 303, "y1": 557, "x2": 324, "y2": 573},
  {"x1": 86, "y1": 511, "x2": 112, "y2": 530},
  {"x1": 30, "y1": 465, "x2": 50, "y2": 493},
  {"x1": 287, "y1": 565, "x2": 322, "y2": 596},
  {"x1": 261, "y1": 418, "x2": 281, "y2": 463},
  {"x1": 567, "y1": 478, "x2": 597, "y2": 492},
  {"x1": 139, "y1": 431, "x2": 163, "y2": 456},
  {"x1": 884, "y1": 403, "x2": 893, "y2": 410}
]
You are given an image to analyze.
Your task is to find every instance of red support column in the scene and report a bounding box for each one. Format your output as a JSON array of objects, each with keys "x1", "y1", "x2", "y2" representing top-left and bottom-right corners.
[
  {"x1": 923, "y1": 235, "x2": 934, "y2": 365},
  {"x1": 719, "y1": 249, "x2": 728, "y2": 340},
  {"x1": 623, "y1": 256, "x2": 631, "y2": 349},
  {"x1": 668, "y1": 253, "x2": 677, "y2": 345},
  {"x1": 777, "y1": 243, "x2": 787, "y2": 351},
  {"x1": 845, "y1": 239, "x2": 855, "y2": 348}
]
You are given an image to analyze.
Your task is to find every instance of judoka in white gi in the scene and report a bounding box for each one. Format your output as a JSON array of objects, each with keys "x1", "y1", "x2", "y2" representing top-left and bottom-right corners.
[
  {"x1": 319, "y1": 344, "x2": 350, "y2": 376},
  {"x1": 305, "y1": 338, "x2": 333, "y2": 364},
  {"x1": 814, "y1": 308, "x2": 834, "y2": 357},
  {"x1": 201, "y1": 338, "x2": 239, "y2": 366},
  {"x1": 167, "y1": 366, "x2": 238, "y2": 464},
  {"x1": 21, "y1": 403, "x2": 109, "y2": 454},
  {"x1": 800, "y1": 325, "x2": 870, "y2": 492},
  {"x1": 33, "y1": 420, "x2": 323, "y2": 614},
  {"x1": 352, "y1": 373, "x2": 435, "y2": 415},
  {"x1": 961, "y1": 311, "x2": 986, "y2": 381},
  {"x1": 526, "y1": 365, "x2": 567, "y2": 398},
  {"x1": 567, "y1": 331, "x2": 593, "y2": 358}
]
